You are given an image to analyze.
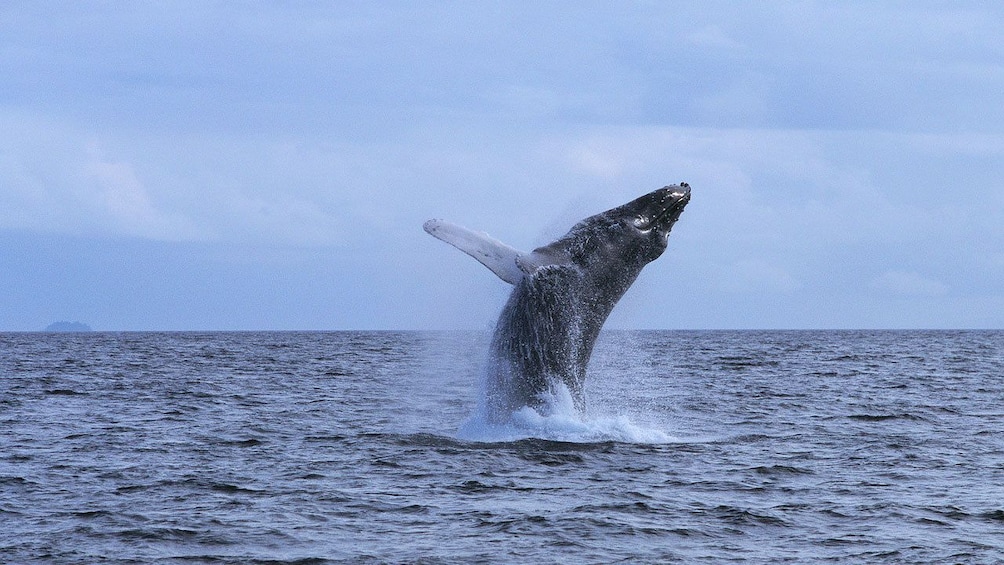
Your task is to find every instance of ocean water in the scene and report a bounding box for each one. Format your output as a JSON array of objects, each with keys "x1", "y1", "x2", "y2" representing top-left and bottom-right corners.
[{"x1": 2, "y1": 330, "x2": 1003, "y2": 563}]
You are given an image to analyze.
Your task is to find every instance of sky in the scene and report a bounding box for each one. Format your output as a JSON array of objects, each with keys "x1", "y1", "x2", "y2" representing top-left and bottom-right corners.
[{"x1": 2, "y1": 2, "x2": 1003, "y2": 330}]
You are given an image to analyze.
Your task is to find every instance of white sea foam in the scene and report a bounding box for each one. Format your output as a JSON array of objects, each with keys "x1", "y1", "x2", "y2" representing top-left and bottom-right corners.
[{"x1": 456, "y1": 382, "x2": 678, "y2": 444}]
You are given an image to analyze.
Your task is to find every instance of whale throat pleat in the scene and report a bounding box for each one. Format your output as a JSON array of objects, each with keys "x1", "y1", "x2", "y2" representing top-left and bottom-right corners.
[{"x1": 423, "y1": 219, "x2": 526, "y2": 284}]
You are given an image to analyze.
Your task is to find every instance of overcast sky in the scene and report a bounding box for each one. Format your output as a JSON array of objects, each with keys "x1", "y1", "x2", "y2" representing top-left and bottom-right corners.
[{"x1": 2, "y1": 2, "x2": 1003, "y2": 330}]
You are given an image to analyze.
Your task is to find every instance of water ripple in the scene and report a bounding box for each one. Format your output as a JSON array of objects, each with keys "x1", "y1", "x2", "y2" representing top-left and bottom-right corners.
[{"x1": 1, "y1": 330, "x2": 1003, "y2": 563}]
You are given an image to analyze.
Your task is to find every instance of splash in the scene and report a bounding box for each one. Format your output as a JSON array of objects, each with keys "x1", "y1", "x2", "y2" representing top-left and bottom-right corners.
[{"x1": 456, "y1": 381, "x2": 677, "y2": 444}]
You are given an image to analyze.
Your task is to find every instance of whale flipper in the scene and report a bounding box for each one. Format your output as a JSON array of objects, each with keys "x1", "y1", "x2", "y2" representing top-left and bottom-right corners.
[{"x1": 423, "y1": 219, "x2": 527, "y2": 284}]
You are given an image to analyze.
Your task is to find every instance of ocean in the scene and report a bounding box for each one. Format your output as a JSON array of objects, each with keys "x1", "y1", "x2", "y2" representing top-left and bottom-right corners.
[{"x1": 2, "y1": 330, "x2": 1003, "y2": 563}]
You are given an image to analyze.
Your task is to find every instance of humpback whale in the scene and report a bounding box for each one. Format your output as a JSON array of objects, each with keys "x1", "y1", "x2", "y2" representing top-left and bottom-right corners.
[{"x1": 425, "y1": 184, "x2": 690, "y2": 421}]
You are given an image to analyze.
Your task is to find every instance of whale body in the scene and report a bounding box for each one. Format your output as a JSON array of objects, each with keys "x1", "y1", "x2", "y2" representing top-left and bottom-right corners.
[{"x1": 425, "y1": 184, "x2": 690, "y2": 421}]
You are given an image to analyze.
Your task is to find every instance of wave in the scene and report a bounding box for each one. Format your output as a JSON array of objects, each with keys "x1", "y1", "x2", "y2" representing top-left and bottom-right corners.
[{"x1": 456, "y1": 384, "x2": 677, "y2": 444}]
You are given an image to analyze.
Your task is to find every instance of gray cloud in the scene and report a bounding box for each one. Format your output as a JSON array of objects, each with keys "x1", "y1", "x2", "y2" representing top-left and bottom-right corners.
[{"x1": 1, "y1": 2, "x2": 1002, "y2": 329}]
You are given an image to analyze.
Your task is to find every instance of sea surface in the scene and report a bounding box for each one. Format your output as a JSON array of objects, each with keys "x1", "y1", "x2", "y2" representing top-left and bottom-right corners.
[{"x1": 2, "y1": 330, "x2": 1003, "y2": 563}]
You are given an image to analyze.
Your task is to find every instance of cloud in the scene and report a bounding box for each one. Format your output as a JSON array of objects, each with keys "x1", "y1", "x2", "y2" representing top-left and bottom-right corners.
[
  {"x1": 870, "y1": 270, "x2": 949, "y2": 297},
  {"x1": 682, "y1": 25, "x2": 746, "y2": 51},
  {"x1": 720, "y1": 258, "x2": 802, "y2": 294},
  {"x1": 690, "y1": 75, "x2": 771, "y2": 127},
  {"x1": 82, "y1": 149, "x2": 199, "y2": 241},
  {"x1": 1, "y1": 3, "x2": 1003, "y2": 329},
  {"x1": 0, "y1": 115, "x2": 359, "y2": 245},
  {"x1": 216, "y1": 187, "x2": 345, "y2": 247},
  {"x1": 0, "y1": 114, "x2": 200, "y2": 241}
]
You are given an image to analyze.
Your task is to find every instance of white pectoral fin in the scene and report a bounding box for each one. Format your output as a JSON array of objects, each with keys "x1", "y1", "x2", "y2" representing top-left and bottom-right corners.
[{"x1": 423, "y1": 219, "x2": 526, "y2": 284}]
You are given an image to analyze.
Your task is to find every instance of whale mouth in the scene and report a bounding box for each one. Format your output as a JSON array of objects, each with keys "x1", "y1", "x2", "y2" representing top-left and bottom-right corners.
[{"x1": 652, "y1": 186, "x2": 690, "y2": 228}]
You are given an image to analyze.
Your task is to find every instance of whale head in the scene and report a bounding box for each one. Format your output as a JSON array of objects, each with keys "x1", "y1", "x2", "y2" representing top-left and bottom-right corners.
[
  {"x1": 564, "y1": 183, "x2": 691, "y2": 269},
  {"x1": 624, "y1": 183, "x2": 690, "y2": 243}
]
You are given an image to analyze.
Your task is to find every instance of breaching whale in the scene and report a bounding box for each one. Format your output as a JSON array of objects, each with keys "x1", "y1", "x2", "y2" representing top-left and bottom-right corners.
[{"x1": 425, "y1": 184, "x2": 690, "y2": 421}]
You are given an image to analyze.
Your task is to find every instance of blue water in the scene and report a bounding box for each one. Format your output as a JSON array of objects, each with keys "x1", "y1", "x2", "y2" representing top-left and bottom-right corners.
[{"x1": 2, "y1": 330, "x2": 1003, "y2": 563}]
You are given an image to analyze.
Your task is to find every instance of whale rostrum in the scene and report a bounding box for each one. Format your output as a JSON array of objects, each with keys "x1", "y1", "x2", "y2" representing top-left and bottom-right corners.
[{"x1": 425, "y1": 183, "x2": 690, "y2": 421}]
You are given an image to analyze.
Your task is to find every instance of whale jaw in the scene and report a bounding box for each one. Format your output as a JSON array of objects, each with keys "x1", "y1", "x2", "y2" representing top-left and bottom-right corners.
[{"x1": 629, "y1": 183, "x2": 691, "y2": 234}]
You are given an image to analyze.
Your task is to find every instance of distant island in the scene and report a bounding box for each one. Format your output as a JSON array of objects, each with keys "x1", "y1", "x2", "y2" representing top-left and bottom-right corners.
[{"x1": 44, "y1": 321, "x2": 93, "y2": 332}]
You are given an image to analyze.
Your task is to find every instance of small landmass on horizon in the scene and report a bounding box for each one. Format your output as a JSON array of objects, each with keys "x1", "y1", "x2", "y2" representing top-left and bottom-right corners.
[{"x1": 44, "y1": 321, "x2": 93, "y2": 332}]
